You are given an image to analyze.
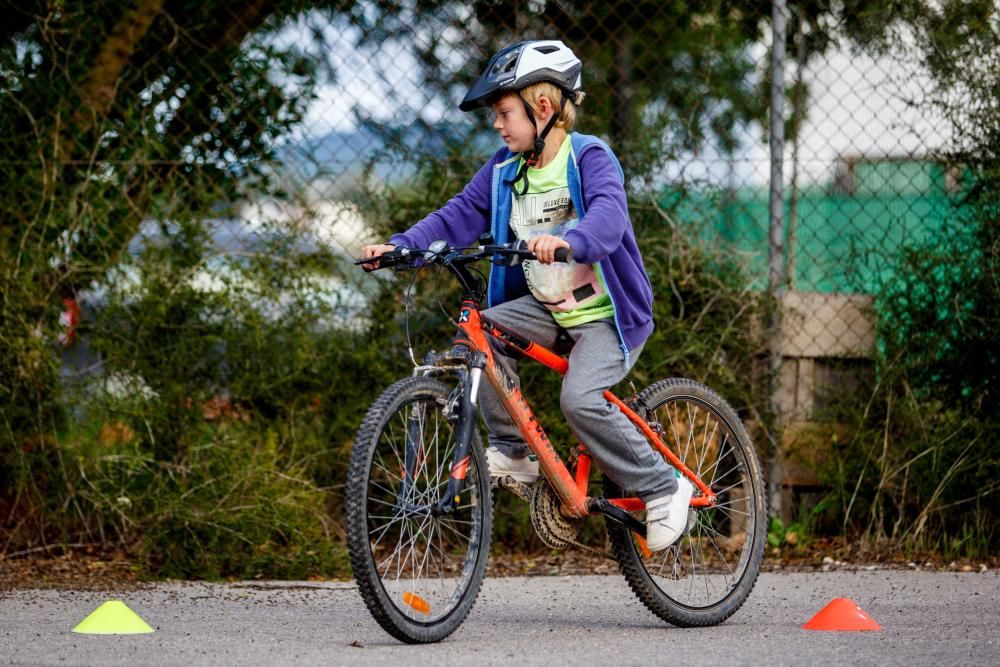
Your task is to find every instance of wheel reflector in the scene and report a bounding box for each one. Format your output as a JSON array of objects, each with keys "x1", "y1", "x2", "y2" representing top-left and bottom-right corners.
[
  {"x1": 634, "y1": 533, "x2": 652, "y2": 558},
  {"x1": 402, "y1": 592, "x2": 430, "y2": 614}
]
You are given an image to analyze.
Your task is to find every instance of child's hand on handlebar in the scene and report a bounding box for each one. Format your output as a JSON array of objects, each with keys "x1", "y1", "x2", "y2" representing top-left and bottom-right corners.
[
  {"x1": 526, "y1": 235, "x2": 571, "y2": 264},
  {"x1": 359, "y1": 243, "x2": 396, "y2": 271}
]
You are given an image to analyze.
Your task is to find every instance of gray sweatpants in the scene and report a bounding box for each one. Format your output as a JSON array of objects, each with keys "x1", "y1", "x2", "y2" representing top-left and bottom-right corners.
[{"x1": 478, "y1": 295, "x2": 677, "y2": 501}]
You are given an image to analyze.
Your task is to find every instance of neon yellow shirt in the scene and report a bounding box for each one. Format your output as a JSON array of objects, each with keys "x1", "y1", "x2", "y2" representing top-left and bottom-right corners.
[{"x1": 510, "y1": 136, "x2": 614, "y2": 327}]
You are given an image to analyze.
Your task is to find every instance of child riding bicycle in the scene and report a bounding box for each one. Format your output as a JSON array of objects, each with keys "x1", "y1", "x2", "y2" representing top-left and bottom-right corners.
[{"x1": 361, "y1": 40, "x2": 692, "y2": 551}]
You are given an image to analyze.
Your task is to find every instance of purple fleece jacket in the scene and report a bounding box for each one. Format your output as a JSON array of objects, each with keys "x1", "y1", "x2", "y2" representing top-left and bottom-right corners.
[{"x1": 389, "y1": 133, "x2": 654, "y2": 358}]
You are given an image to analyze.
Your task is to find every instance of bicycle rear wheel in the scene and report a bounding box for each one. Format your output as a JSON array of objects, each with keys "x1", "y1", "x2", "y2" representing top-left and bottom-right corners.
[
  {"x1": 606, "y1": 378, "x2": 766, "y2": 627},
  {"x1": 345, "y1": 376, "x2": 492, "y2": 643}
]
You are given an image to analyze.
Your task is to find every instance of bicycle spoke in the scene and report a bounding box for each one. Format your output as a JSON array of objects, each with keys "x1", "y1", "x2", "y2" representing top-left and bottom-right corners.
[
  {"x1": 698, "y1": 432, "x2": 732, "y2": 483},
  {"x1": 695, "y1": 413, "x2": 715, "y2": 474},
  {"x1": 665, "y1": 404, "x2": 684, "y2": 460},
  {"x1": 711, "y1": 499, "x2": 751, "y2": 514},
  {"x1": 711, "y1": 504, "x2": 751, "y2": 534},
  {"x1": 683, "y1": 402, "x2": 696, "y2": 465},
  {"x1": 425, "y1": 520, "x2": 463, "y2": 574},
  {"x1": 378, "y1": 516, "x2": 410, "y2": 583},
  {"x1": 711, "y1": 457, "x2": 744, "y2": 484},
  {"x1": 694, "y1": 521, "x2": 716, "y2": 600},
  {"x1": 410, "y1": 518, "x2": 438, "y2": 603},
  {"x1": 365, "y1": 494, "x2": 401, "y2": 511},
  {"x1": 370, "y1": 514, "x2": 406, "y2": 550},
  {"x1": 698, "y1": 521, "x2": 743, "y2": 577},
  {"x1": 686, "y1": 529, "x2": 697, "y2": 599},
  {"x1": 436, "y1": 515, "x2": 476, "y2": 541},
  {"x1": 712, "y1": 475, "x2": 747, "y2": 497}
]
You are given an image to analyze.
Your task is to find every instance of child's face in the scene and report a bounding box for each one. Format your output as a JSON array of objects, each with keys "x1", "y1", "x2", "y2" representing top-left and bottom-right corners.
[{"x1": 491, "y1": 94, "x2": 538, "y2": 153}]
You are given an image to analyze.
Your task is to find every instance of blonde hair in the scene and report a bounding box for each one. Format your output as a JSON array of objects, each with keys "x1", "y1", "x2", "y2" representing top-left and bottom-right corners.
[{"x1": 518, "y1": 82, "x2": 584, "y2": 130}]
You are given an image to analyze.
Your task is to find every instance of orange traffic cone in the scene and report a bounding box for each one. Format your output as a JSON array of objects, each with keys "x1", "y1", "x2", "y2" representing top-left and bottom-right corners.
[{"x1": 802, "y1": 597, "x2": 881, "y2": 631}]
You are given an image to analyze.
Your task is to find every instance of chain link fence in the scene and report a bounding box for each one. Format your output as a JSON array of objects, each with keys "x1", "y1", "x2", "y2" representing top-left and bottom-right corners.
[{"x1": 3, "y1": 1, "x2": 986, "y2": 566}]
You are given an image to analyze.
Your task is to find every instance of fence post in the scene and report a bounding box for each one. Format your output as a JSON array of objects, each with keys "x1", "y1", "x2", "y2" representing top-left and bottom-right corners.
[{"x1": 768, "y1": 0, "x2": 787, "y2": 519}]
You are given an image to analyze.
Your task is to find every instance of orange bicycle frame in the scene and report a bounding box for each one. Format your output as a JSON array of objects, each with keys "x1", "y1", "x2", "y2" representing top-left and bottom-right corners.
[{"x1": 451, "y1": 299, "x2": 716, "y2": 518}]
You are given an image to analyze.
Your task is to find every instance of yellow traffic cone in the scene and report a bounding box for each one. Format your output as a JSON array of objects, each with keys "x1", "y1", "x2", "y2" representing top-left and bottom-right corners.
[{"x1": 72, "y1": 600, "x2": 155, "y2": 634}]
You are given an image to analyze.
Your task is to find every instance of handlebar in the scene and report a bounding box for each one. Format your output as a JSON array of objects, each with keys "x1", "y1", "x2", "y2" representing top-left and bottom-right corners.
[
  {"x1": 354, "y1": 240, "x2": 572, "y2": 302},
  {"x1": 352, "y1": 245, "x2": 418, "y2": 269},
  {"x1": 353, "y1": 241, "x2": 570, "y2": 270},
  {"x1": 480, "y1": 241, "x2": 571, "y2": 264}
]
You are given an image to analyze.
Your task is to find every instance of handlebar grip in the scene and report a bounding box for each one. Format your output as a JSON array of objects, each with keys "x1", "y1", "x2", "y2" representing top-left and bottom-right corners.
[
  {"x1": 354, "y1": 247, "x2": 411, "y2": 269},
  {"x1": 512, "y1": 240, "x2": 571, "y2": 263}
]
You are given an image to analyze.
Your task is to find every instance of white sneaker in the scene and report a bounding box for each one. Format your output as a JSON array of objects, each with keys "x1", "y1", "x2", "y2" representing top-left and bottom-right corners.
[
  {"x1": 485, "y1": 446, "x2": 539, "y2": 484},
  {"x1": 645, "y1": 476, "x2": 694, "y2": 551}
]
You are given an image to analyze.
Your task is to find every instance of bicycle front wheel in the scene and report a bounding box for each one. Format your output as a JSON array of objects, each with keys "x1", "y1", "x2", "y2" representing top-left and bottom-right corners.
[
  {"x1": 606, "y1": 378, "x2": 766, "y2": 627},
  {"x1": 345, "y1": 376, "x2": 492, "y2": 643}
]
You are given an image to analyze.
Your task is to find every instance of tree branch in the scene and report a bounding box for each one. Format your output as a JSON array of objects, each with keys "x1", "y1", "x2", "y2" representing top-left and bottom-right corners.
[{"x1": 63, "y1": 0, "x2": 166, "y2": 158}]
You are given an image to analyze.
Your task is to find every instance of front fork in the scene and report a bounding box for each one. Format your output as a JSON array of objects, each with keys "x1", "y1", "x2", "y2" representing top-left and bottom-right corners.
[{"x1": 432, "y1": 353, "x2": 485, "y2": 516}]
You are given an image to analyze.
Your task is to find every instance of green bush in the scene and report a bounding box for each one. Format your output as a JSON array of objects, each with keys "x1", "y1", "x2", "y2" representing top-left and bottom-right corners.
[
  {"x1": 6, "y1": 210, "x2": 398, "y2": 577},
  {"x1": 56, "y1": 413, "x2": 349, "y2": 578},
  {"x1": 814, "y1": 362, "x2": 997, "y2": 557}
]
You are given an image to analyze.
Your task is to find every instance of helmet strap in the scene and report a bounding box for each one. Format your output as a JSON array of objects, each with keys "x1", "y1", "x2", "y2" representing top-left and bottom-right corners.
[{"x1": 509, "y1": 94, "x2": 568, "y2": 196}]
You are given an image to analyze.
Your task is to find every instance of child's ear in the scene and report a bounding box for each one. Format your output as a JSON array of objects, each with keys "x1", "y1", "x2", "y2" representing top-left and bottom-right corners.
[{"x1": 538, "y1": 95, "x2": 554, "y2": 119}]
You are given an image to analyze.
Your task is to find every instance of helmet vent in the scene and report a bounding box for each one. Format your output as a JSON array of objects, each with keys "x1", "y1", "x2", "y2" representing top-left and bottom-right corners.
[{"x1": 534, "y1": 45, "x2": 559, "y2": 54}]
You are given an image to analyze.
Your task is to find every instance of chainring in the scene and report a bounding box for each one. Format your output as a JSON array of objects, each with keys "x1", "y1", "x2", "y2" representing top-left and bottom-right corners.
[{"x1": 530, "y1": 480, "x2": 584, "y2": 550}]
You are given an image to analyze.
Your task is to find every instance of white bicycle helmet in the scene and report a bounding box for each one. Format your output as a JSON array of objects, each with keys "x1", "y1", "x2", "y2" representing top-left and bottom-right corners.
[
  {"x1": 460, "y1": 40, "x2": 582, "y2": 112},
  {"x1": 462, "y1": 41, "x2": 584, "y2": 194}
]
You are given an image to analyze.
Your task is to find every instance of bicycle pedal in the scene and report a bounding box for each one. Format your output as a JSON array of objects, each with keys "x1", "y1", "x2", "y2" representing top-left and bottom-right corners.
[{"x1": 492, "y1": 474, "x2": 534, "y2": 502}]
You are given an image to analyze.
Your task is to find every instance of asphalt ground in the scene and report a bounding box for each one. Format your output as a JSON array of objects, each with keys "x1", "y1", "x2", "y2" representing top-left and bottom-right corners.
[{"x1": 1, "y1": 570, "x2": 998, "y2": 666}]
